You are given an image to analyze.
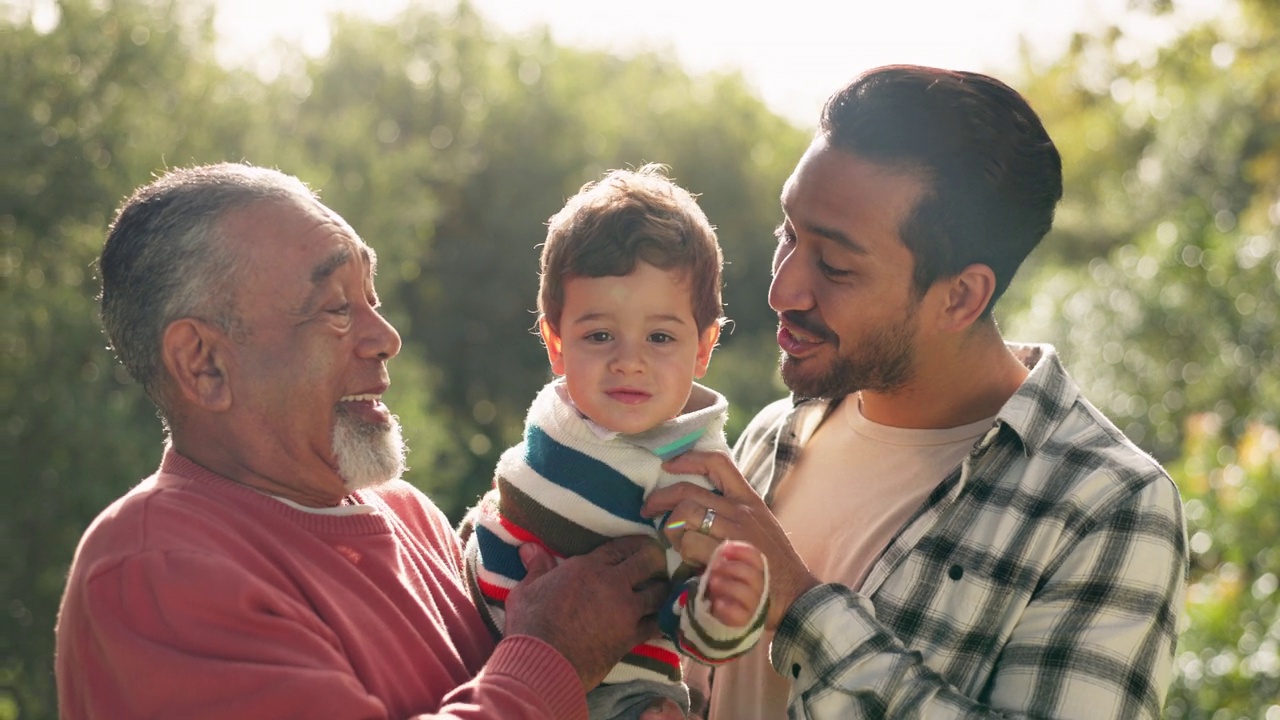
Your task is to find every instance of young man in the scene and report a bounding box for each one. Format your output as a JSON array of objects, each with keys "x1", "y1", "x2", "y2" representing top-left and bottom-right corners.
[
  {"x1": 646, "y1": 65, "x2": 1188, "y2": 719},
  {"x1": 462, "y1": 165, "x2": 768, "y2": 720},
  {"x1": 56, "y1": 163, "x2": 669, "y2": 720}
]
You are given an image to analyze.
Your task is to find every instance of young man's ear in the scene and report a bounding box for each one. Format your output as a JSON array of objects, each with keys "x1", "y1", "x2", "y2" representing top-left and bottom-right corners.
[
  {"x1": 161, "y1": 318, "x2": 233, "y2": 412},
  {"x1": 539, "y1": 317, "x2": 566, "y2": 376},
  {"x1": 935, "y1": 263, "x2": 997, "y2": 333},
  {"x1": 694, "y1": 322, "x2": 721, "y2": 379}
]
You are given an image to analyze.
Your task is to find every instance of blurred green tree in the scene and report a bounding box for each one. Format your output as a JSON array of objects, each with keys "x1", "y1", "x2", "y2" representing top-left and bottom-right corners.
[
  {"x1": 1003, "y1": 0, "x2": 1280, "y2": 715},
  {"x1": 1007, "y1": 0, "x2": 1279, "y2": 459},
  {"x1": 1, "y1": 2, "x2": 803, "y2": 716},
  {"x1": 1163, "y1": 415, "x2": 1279, "y2": 718},
  {"x1": 1, "y1": 1, "x2": 233, "y2": 714},
  {"x1": 9, "y1": 0, "x2": 1277, "y2": 716},
  {"x1": 282, "y1": 2, "x2": 807, "y2": 517}
]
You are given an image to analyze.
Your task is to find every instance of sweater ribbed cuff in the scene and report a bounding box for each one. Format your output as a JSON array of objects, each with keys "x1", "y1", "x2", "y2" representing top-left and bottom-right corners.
[{"x1": 487, "y1": 635, "x2": 587, "y2": 720}]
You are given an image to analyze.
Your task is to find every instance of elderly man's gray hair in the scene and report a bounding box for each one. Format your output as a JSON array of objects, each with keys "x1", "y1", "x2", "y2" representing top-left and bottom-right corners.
[{"x1": 98, "y1": 163, "x2": 316, "y2": 420}]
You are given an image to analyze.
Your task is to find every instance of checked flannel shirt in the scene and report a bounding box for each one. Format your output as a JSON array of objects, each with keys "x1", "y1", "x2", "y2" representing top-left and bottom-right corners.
[{"x1": 734, "y1": 344, "x2": 1187, "y2": 719}]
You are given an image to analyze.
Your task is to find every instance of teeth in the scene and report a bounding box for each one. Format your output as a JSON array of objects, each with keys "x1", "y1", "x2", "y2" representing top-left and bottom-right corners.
[
  {"x1": 340, "y1": 394, "x2": 380, "y2": 402},
  {"x1": 789, "y1": 327, "x2": 821, "y2": 343}
]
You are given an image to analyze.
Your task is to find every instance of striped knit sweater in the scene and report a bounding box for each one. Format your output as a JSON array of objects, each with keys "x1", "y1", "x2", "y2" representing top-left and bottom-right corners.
[{"x1": 462, "y1": 379, "x2": 768, "y2": 690}]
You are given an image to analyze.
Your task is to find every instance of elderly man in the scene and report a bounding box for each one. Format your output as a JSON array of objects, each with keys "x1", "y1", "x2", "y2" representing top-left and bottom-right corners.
[
  {"x1": 648, "y1": 65, "x2": 1187, "y2": 719},
  {"x1": 56, "y1": 163, "x2": 668, "y2": 719}
]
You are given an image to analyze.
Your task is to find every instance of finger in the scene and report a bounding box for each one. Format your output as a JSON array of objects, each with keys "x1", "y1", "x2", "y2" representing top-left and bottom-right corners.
[
  {"x1": 633, "y1": 577, "x2": 671, "y2": 618},
  {"x1": 591, "y1": 534, "x2": 661, "y2": 566},
  {"x1": 518, "y1": 543, "x2": 556, "y2": 577},
  {"x1": 709, "y1": 568, "x2": 764, "y2": 608},
  {"x1": 643, "y1": 480, "x2": 720, "y2": 517},
  {"x1": 710, "y1": 592, "x2": 756, "y2": 627},
  {"x1": 677, "y1": 528, "x2": 723, "y2": 568},
  {"x1": 658, "y1": 499, "x2": 708, "y2": 545},
  {"x1": 714, "y1": 540, "x2": 766, "y2": 571},
  {"x1": 708, "y1": 558, "x2": 764, "y2": 589},
  {"x1": 661, "y1": 500, "x2": 740, "y2": 549},
  {"x1": 662, "y1": 451, "x2": 756, "y2": 501},
  {"x1": 612, "y1": 536, "x2": 667, "y2": 585}
]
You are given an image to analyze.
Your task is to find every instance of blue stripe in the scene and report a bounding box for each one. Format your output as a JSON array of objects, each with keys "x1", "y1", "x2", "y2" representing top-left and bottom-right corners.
[
  {"x1": 524, "y1": 425, "x2": 647, "y2": 525},
  {"x1": 653, "y1": 430, "x2": 703, "y2": 461},
  {"x1": 474, "y1": 525, "x2": 527, "y2": 581}
]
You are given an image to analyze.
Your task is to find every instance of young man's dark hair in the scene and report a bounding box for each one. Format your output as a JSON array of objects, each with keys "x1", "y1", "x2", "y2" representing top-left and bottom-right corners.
[{"x1": 821, "y1": 65, "x2": 1063, "y2": 314}]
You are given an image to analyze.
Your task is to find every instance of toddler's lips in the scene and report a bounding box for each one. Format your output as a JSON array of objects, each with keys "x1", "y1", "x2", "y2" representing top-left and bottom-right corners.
[{"x1": 606, "y1": 389, "x2": 651, "y2": 405}]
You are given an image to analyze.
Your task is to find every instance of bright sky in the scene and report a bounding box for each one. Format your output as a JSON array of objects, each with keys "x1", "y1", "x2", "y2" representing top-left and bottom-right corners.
[{"x1": 197, "y1": 0, "x2": 1219, "y2": 127}]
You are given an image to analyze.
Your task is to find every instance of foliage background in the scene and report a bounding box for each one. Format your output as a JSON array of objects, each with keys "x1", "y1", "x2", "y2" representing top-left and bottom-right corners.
[{"x1": 1, "y1": 0, "x2": 1276, "y2": 717}]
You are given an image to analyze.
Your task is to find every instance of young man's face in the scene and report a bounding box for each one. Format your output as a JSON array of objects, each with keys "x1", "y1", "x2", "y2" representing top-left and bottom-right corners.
[
  {"x1": 217, "y1": 197, "x2": 405, "y2": 503},
  {"x1": 542, "y1": 261, "x2": 719, "y2": 435},
  {"x1": 769, "y1": 137, "x2": 929, "y2": 400}
]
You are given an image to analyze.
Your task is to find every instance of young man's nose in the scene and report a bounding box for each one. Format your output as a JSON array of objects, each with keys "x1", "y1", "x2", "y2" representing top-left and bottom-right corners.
[{"x1": 768, "y1": 244, "x2": 812, "y2": 314}]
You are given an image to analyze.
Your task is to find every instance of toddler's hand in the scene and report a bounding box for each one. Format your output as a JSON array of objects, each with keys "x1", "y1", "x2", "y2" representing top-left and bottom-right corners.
[{"x1": 703, "y1": 540, "x2": 766, "y2": 628}]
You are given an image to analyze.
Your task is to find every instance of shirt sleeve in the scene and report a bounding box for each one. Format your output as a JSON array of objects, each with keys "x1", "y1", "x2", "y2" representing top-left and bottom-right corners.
[
  {"x1": 771, "y1": 476, "x2": 1187, "y2": 719},
  {"x1": 57, "y1": 548, "x2": 584, "y2": 720}
]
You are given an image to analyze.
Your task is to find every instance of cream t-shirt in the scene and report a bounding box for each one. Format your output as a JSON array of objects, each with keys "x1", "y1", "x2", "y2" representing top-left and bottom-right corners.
[{"x1": 704, "y1": 396, "x2": 995, "y2": 720}]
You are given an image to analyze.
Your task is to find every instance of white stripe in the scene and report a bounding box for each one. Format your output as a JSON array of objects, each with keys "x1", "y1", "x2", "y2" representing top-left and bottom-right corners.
[{"x1": 497, "y1": 452, "x2": 655, "y2": 538}]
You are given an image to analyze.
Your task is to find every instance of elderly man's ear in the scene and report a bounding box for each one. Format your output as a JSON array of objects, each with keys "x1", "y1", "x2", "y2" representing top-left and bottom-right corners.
[{"x1": 161, "y1": 319, "x2": 233, "y2": 412}]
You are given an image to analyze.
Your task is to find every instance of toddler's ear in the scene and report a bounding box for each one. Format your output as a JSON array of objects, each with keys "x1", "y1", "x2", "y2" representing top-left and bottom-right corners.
[
  {"x1": 694, "y1": 322, "x2": 721, "y2": 378},
  {"x1": 539, "y1": 317, "x2": 566, "y2": 375}
]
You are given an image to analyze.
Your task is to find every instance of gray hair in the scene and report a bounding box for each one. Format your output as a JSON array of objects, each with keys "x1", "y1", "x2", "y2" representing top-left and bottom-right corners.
[{"x1": 98, "y1": 163, "x2": 317, "y2": 417}]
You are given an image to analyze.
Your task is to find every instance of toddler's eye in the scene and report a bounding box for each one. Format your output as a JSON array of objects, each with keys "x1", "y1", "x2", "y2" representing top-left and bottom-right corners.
[
  {"x1": 649, "y1": 332, "x2": 675, "y2": 344},
  {"x1": 586, "y1": 331, "x2": 613, "y2": 342}
]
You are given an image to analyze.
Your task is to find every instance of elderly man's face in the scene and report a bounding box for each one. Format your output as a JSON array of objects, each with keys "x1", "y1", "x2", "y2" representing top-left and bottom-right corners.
[{"x1": 217, "y1": 197, "x2": 404, "y2": 505}]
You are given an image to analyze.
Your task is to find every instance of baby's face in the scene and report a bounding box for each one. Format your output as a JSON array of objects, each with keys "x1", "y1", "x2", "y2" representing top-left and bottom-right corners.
[{"x1": 543, "y1": 261, "x2": 718, "y2": 435}]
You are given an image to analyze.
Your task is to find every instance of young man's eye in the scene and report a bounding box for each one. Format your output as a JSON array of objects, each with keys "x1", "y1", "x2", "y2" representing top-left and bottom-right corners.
[{"x1": 818, "y1": 258, "x2": 853, "y2": 279}]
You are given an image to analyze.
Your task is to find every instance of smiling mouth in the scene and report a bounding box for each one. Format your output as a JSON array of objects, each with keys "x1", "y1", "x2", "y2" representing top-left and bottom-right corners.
[
  {"x1": 338, "y1": 393, "x2": 391, "y2": 424},
  {"x1": 777, "y1": 312, "x2": 833, "y2": 357}
]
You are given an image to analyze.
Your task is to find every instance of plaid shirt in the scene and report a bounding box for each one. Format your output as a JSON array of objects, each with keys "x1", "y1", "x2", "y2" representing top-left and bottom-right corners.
[{"x1": 733, "y1": 344, "x2": 1187, "y2": 719}]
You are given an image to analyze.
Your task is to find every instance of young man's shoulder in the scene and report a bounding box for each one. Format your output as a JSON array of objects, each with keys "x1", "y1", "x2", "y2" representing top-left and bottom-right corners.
[
  {"x1": 739, "y1": 397, "x2": 800, "y2": 440},
  {"x1": 1038, "y1": 391, "x2": 1173, "y2": 495}
]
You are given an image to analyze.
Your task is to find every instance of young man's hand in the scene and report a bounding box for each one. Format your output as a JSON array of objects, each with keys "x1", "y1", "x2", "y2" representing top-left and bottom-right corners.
[{"x1": 645, "y1": 450, "x2": 822, "y2": 631}]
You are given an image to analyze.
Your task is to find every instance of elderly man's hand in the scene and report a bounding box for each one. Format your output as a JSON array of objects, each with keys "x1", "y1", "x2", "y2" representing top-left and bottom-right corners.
[{"x1": 504, "y1": 535, "x2": 669, "y2": 691}]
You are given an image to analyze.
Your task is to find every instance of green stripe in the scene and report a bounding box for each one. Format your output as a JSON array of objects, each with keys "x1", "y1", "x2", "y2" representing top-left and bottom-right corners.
[
  {"x1": 497, "y1": 476, "x2": 613, "y2": 557},
  {"x1": 652, "y1": 429, "x2": 705, "y2": 460},
  {"x1": 684, "y1": 596, "x2": 769, "y2": 656}
]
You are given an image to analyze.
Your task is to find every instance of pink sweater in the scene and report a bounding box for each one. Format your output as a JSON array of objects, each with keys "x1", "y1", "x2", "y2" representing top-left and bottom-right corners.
[{"x1": 56, "y1": 449, "x2": 586, "y2": 720}]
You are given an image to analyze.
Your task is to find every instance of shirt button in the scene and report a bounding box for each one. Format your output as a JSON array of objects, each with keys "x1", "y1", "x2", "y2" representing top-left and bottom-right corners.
[
  {"x1": 791, "y1": 663, "x2": 801, "y2": 678},
  {"x1": 948, "y1": 564, "x2": 964, "y2": 580}
]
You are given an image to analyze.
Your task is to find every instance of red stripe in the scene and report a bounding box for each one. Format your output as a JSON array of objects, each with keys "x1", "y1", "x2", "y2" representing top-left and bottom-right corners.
[
  {"x1": 629, "y1": 642, "x2": 681, "y2": 669},
  {"x1": 496, "y1": 514, "x2": 565, "y2": 558},
  {"x1": 477, "y1": 576, "x2": 511, "y2": 602}
]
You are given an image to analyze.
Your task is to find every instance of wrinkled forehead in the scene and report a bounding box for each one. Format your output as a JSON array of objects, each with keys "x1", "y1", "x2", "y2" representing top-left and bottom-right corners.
[{"x1": 309, "y1": 199, "x2": 378, "y2": 270}]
